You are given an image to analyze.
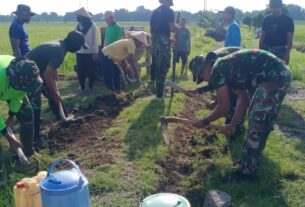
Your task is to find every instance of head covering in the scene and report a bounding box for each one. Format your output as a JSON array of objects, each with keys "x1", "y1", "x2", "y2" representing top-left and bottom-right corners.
[
  {"x1": 74, "y1": 7, "x2": 92, "y2": 18},
  {"x1": 104, "y1": 11, "x2": 114, "y2": 19},
  {"x1": 189, "y1": 54, "x2": 211, "y2": 84},
  {"x1": 159, "y1": 0, "x2": 174, "y2": 6},
  {"x1": 190, "y1": 47, "x2": 242, "y2": 84},
  {"x1": 223, "y1": 6, "x2": 236, "y2": 16},
  {"x1": 269, "y1": 0, "x2": 283, "y2": 7},
  {"x1": 13, "y1": 4, "x2": 36, "y2": 16},
  {"x1": 6, "y1": 58, "x2": 42, "y2": 93},
  {"x1": 128, "y1": 31, "x2": 150, "y2": 46},
  {"x1": 64, "y1": 31, "x2": 89, "y2": 53}
]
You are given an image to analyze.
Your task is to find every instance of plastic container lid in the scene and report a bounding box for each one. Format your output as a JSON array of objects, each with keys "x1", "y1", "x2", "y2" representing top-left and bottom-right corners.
[
  {"x1": 40, "y1": 168, "x2": 87, "y2": 196},
  {"x1": 140, "y1": 193, "x2": 191, "y2": 207}
]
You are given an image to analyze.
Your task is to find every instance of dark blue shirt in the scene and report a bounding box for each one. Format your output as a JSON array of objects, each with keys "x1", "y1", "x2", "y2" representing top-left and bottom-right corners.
[
  {"x1": 150, "y1": 5, "x2": 175, "y2": 37},
  {"x1": 176, "y1": 27, "x2": 191, "y2": 52},
  {"x1": 9, "y1": 19, "x2": 30, "y2": 56},
  {"x1": 262, "y1": 14, "x2": 294, "y2": 47}
]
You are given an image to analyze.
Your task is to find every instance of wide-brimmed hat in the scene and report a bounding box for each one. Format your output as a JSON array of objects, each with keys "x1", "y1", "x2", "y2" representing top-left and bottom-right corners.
[
  {"x1": 269, "y1": 0, "x2": 283, "y2": 7},
  {"x1": 7, "y1": 58, "x2": 42, "y2": 93},
  {"x1": 159, "y1": 0, "x2": 174, "y2": 6},
  {"x1": 74, "y1": 7, "x2": 91, "y2": 18},
  {"x1": 104, "y1": 11, "x2": 114, "y2": 20},
  {"x1": 222, "y1": 6, "x2": 236, "y2": 15},
  {"x1": 129, "y1": 31, "x2": 150, "y2": 46},
  {"x1": 13, "y1": 4, "x2": 36, "y2": 16}
]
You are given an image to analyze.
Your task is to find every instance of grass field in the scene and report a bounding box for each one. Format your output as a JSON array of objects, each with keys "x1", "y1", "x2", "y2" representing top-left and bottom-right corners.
[{"x1": 0, "y1": 22, "x2": 305, "y2": 207}]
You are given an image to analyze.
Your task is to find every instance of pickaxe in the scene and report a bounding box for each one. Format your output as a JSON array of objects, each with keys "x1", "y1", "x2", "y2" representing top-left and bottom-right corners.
[{"x1": 160, "y1": 116, "x2": 221, "y2": 146}]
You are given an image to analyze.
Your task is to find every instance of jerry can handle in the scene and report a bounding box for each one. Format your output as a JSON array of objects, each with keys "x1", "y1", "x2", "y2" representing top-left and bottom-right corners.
[{"x1": 47, "y1": 159, "x2": 83, "y2": 185}]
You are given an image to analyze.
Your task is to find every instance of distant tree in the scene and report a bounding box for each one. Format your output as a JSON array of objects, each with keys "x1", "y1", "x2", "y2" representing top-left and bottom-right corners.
[
  {"x1": 243, "y1": 15, "x2": 252, "y2": 30},
  {"x1": 252, "y1": 13, "x2": 264, "y2": 29},
  {"x1": 198, "y1": 11, "x2": 218, "y2": 29}
]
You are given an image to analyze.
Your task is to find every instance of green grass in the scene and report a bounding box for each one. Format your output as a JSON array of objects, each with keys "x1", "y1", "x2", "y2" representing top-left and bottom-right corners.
[{"x1": 1, "y1": 22, "x2": 305, "y2": 207}]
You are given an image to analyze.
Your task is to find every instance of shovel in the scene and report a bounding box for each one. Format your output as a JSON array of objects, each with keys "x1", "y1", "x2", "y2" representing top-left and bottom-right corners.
[{"x1": 164, "y1": 80, "x2": 210, "y2": 105}]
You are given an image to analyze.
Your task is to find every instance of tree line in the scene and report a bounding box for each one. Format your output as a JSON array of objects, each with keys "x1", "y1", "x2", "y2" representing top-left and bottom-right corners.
[{"x1": 0, "y1": 4, "x2": 304, "y2": 24}]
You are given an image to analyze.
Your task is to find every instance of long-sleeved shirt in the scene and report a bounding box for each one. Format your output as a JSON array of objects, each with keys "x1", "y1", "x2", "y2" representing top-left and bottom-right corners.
[
  {"x1": 224, "y1": 20, "x2": 241, "y2": 47},
  {"x1": 0, "y1": 55, "x2": 26, "y2": 133},
  {"x1": 76, "y1": 23, "x2": 99, "y2": 54}
]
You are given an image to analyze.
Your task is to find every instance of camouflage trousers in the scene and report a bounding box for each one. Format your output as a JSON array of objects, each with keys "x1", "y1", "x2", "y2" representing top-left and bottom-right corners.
[
  {"x1": 152, "y1": 35, "x2": 171, "y2": 97},
  {"x1": 262, "y1": 45, "x2": 286, "y2": 61},
  {"x1": 2, "y1": 96, "x2": 34, "y2": 157},
  {"x1": 240, "y1": 79, "x2": 291, "y2": 176}
]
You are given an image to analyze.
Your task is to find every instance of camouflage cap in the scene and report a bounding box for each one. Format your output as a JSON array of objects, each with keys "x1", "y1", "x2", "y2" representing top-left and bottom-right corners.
[
  {"x1": 189, "y1": 52, "x2": 217, "y2": 84},
  {"x1": 190, "y1": 47, "x2": 242, "y2": 84},
  {"x1": 6, "y1": 58, "x2": 43, "y2": 93}
]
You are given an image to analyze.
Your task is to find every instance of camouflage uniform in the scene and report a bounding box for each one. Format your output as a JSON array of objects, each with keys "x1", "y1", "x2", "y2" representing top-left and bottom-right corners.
[
  {"x1": 262, "y1": 45, "x2": 286, "y2": 61},
  {"x1": 211, "y1": 49, "x2": 292, "y2": 176},
  {"x1": 152, "y1": 35, "x2": 171, "y2": 97},
  {"x1": 191, "y1": 47, "x2": 245, "y2": 135}
]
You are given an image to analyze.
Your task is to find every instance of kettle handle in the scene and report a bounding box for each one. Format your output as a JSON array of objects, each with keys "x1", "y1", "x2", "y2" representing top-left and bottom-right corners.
[{"x1": 47, "y1": 159, "x2": 83, "y2": 186}]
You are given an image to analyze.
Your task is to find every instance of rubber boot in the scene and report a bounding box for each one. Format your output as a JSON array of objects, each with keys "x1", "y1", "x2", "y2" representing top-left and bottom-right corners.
[{"x1": 19, "y1": 121, "x2": 35, "y2": 157}]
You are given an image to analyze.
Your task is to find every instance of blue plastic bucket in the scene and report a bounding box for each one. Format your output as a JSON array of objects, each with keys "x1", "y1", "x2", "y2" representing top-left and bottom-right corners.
[
  {"x1": 140, "y1": 193, "x2": 191, "y2": 207},
  {"x1": 40, "y1": 159, "x2": 90, "y2": 207}
]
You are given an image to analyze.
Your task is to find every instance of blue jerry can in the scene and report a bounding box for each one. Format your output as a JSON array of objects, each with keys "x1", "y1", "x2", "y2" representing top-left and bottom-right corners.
[
  {"x1": 140, "y1": 193, "x2": 191, "y2": 207},
  {"x1": 40, "y1": 159, "x2": 90, "y2": 207}
]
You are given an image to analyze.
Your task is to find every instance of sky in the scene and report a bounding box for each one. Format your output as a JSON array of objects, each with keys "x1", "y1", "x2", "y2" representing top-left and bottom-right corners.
[{"x1": 1, "y1": 0, "x2": 305, "y2": 15}]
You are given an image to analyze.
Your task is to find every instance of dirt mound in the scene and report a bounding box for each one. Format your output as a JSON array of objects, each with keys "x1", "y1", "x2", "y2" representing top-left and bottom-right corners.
[{"x1": 43, "y1": 91, "x2": 142, "y2": 168}]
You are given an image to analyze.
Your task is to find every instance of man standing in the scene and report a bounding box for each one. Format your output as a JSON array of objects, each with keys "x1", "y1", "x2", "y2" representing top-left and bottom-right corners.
[
  {"x1": 150, "y1": 0, "x2": 176, "y2": 98},
  {"x1": 25, "y1": 31, "x2": 88, "y2": 144},
  {"x1": 104, "y1": 11, "x2": 123, "y2": 46},
  {"x1": 188, "y1": 49, "x2": 291, "y2": 181},
  {"x1": 175, "y1": 18, "x2": 191, "y2": 76},
  {"x1": 259, "y1": 0, "x2": 294, "y2": 64},
  {"x1": 9, "y1": 4, "x2": 36, "y2": 58},
  {"x1": 223, "y1": 6, "x2": 241, "y2": 47}
]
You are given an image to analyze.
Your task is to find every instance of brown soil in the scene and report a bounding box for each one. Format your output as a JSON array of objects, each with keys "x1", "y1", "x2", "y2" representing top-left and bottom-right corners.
[
  {"x1": 42, "y1": 91, "x2": 142, "y2": 169},
  {"x1": 156, "y1": 95, "x2": 227, "y2": 205}
]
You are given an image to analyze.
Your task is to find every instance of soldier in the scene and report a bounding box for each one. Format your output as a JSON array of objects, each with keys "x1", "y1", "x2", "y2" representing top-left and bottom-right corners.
[
  {"x1": 150, "y1": 0, "x2": 177, "y2": 98},
  {"x1": 0, "y1": 55, "x2": 42, "y2": 184},
  {"x1": 186, "y1": 47, "x2": 245, "y2": 137},
  {"x1": 190, "y1": 49, "x2": 291, "y2": 181}
]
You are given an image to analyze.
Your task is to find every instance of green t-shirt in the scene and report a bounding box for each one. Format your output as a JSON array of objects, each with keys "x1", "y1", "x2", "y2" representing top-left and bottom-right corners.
[
  {"x1": 0, "y1": 55, "x2": 26, "y2": 132},
  {"x1": 210, "y1": 49, "x2": 291, "y2": 91},
  {"x1": 105, "y1": 23, "x2": 123, "y2": 46}
]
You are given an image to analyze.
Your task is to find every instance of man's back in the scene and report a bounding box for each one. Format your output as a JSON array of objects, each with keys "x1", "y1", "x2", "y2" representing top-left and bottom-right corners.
[
  {"x1": 25, "y1": 41, "x2": 67, "y2": 74},
  {"x1": 150, "y1": 5, "x2": 175, "y2": 37}
]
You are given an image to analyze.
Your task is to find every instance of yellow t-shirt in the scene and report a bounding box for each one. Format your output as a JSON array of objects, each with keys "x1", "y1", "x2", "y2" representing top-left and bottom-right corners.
[{"x1": 102, "y1": 38, "x2": 136, "y2": 64}]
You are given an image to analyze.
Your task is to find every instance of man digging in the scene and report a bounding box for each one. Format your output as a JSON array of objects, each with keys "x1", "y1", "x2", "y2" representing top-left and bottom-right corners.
[
  {"x1": 25, "y1": 31, "x2": 88, "y2": 146},
  {"x1": 0, "y1": 55, "x2": 43, "y2": 185},
  {"x1": 162, "y1": 48, "x2": 291, "y2": 181}
]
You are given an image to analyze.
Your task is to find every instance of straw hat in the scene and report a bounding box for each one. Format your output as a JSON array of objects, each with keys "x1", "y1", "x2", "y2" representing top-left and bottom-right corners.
[
  {"x1": 128, "y1": 31, "x2": 150, "y2": 46},
  {"x1": 74, "y1": 7, "x2": 91, "y2": 18}
]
